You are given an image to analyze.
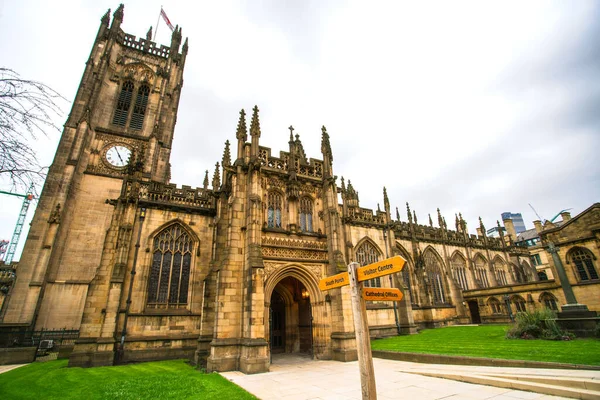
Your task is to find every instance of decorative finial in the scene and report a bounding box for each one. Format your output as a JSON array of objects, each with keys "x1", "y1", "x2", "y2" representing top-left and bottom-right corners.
[
  {"x1": 396, "y1": 206, "x2": 401, "y2": 222},
  {"x1": 288, "y1": 125, "x2": 294, "y2": 142},
  {"x1": 113, "y1": 4, "x2": 124, "y2": 21},
  {"x1": 406, "y1": 202, "x2": 413, "y2": 223},
  {"x1": 101, "y1": 8, "x2": 111, "y2": 25},
  {"x1": 321, "y1": 125, "x2": 332, "y2": 162},
  {"x1": 378, "y1": 203, "x2": 381, "y2": 212},
  {"x1": 203, "y1": 170, "x2": 209, "y2": 190},
  {"x1": 212, "y1": 162, "x2": 221, "y2": 190},
  {"x1": 479, "y1": 216, "x2": 486, "y2": 233},
  {"x1": 413, "y1": 210, "x2": 418, "y2": 225},
  {"x1": 383, "y1": 187, "x2": 390, "y2": 210},
  {"x1": 146, "y1": 26, "x2": 153, "y2": 41},
  {"x1": 437, "y1": 208, "x2": 443, "y2": 227},
  {"x1": 340, "y1": 176, "x2": 346, "y2": 191},
  {"x1": 222, "y1": 140, "x2": 231, "y2": 166},
  {"x1": 182, "y1": 37, "x2": 189, "y2": 54},
  {"x1": 250, "y1": 105, "x2": 261, "y2": 137},
  {"x1": 429, "y1": 214, "x2": 433, "y2": 227},
  {"x1": 455, "y1": 214, "x2": 460, "y2": 231},
  {"x1": 236, "y1": 109, "x2": 247, "y2": 140}
]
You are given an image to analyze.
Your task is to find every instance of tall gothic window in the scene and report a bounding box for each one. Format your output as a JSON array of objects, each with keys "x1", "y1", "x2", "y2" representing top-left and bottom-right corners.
[
  {"x1": 451, "y1": 253, "x2": 469, "y2": 290},
  {"x1": 540, "y1": 292, "x2": 558, "y2": 311},
  {"x1": 112, "y1": 81, "x2": 134, "y2": 126},
  {"x1": 356, "y1": 241, "x2": 380, "y2": 287},
  {"x1": 488, "y1": 297, "x2": 502, "y2": 314},
  {"x1": 299, "y1": 197, "x2": 313, "y2": 232},
  {"x1": 570, "y1": 247, "x2": 599, "y2": 281},
  {"x1": 474, "y1": 255, "x2": 489, "y2": 288},
  {"x1": 147, "y1": 224, "x2": 193, "y2": 308},
  {"x1": 423, "y1": 250, "x2": 447, "y2": 305},
  {"x1": 493, "y1": 258, "x2": 508, "y2": 286},
  {"x1": 267, "y1": 191, "x2": 282, "y2": 228},
  {"x1": 130, "y1": 84, "x2": 150, "y2": 130},
  {"x1": 512, "y1": 295, "x2": 527, "y2": 313}
]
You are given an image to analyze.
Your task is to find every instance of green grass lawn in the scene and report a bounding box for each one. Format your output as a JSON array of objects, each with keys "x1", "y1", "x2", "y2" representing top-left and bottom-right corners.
[
  {"x1": 371, "y1": 325, "x2": 600, "y2": 366},
  {"x1": 0, "y1": 359, "x2": 257, "y2": 400}
]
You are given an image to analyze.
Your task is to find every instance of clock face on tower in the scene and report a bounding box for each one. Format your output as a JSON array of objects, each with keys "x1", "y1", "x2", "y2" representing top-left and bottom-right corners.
[{"x1": 105, "y1": 145, "x2": 132, "y2": 168}]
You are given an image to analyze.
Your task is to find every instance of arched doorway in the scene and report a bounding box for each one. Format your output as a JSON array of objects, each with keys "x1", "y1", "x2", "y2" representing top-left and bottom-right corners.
[{"x1": 269, "y1": 277, "x2": 313, "y2": 355}]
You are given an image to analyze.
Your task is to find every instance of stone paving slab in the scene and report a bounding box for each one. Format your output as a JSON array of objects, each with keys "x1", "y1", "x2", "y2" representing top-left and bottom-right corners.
[
  {"x1": 222, "y1": 355, "x2": 587, "y2": 400},
  {"x1": 0, "y1": 364, "x2": 26, "y2": 374}
]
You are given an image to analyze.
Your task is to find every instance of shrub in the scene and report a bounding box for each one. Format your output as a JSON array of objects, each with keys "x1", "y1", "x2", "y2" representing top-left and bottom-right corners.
[{"x1": 506, "y1": 308, "x2": 574, "y2": 340}]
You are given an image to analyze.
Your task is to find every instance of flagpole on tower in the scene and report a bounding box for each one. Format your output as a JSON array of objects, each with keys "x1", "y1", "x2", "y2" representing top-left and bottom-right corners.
[{"x1": 153, "y1": 6, "x2": 162, "y2": 41}]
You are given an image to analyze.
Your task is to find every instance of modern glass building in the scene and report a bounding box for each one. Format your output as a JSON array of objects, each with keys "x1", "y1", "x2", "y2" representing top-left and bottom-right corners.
[{"x1": 501, "y1": 212, "x2": 527, "y2": 234}]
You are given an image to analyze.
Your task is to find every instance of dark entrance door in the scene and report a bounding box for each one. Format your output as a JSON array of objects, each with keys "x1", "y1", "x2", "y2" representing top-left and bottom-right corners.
[
  {"x1": 468, "y1": 300, "x2": 481, "y2": 324},
  {"x1": 270, "y1": 291, "x2": 285, "y2": 353}
]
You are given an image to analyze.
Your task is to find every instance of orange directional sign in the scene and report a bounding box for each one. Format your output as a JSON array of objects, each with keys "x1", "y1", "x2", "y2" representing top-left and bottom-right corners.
[
  {"x1": 319, "y1": 272, "x2": 350, "y2": 291},
  {"x1": 357, "y1": 255, "x2": 406, "y2": 282},
  {"x1": 362, "y1": 288, "x2": 403, "y2": 302}
]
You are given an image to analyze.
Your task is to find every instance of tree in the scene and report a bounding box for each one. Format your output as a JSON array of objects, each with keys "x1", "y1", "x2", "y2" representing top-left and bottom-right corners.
[{"x1": 0, "y1": 68, "x2": 65, "y2": 193}]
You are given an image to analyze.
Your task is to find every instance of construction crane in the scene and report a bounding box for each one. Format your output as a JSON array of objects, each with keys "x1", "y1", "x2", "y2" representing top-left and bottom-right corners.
[
  {"x1": 528, "y1": 203, "x2": 544, "y2": 222},
  {"x1": 1, "y1": 184, "x2": 35, "y2": 265}
]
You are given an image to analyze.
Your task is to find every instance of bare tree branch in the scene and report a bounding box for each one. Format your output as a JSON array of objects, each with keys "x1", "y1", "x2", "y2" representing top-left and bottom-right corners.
[{"x1": 0, "y1": 68, "x2": 66, "y2": 194}]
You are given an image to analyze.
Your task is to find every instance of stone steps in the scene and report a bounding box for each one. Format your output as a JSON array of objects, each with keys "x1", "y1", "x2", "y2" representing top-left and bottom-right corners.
[{"x1": 406, "y1": 370, "x2": 600, "y2": 400}]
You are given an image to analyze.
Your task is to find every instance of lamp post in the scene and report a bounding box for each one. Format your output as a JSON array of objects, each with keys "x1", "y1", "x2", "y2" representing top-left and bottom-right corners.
[
  {"x1": 503, "y1": 295, "x2": 514, "y2": 322},
  {"x1": 547, "y1": 242, "x2": 582, "y2": 309}
]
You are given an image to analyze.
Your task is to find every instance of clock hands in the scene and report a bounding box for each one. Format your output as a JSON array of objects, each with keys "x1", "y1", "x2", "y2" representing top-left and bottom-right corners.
[{"x1": 115, "y1": 147, "x2": 125, "y2": 165}]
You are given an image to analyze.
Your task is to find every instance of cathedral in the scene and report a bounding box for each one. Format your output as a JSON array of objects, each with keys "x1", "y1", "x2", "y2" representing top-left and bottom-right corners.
[{"x1": 1, "y1": 5, "x2": 598, "y2": 373}]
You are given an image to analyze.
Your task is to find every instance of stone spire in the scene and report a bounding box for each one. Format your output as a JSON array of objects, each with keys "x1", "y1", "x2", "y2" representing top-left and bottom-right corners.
[
  {"x1": 437, "y1": 208, "x2": 443, "y2": 228},
  {"x1": 340, "y1": 176, "x2": 346, "y2": 191},
  {"x1": 383, "y1": 187, "x2": 390, "y2": 212},
  {"x1": 203, "y1": 170, "x2": 209, "y2": 190},
  {"x1": 212, "y1": 162, "x2": 220, "y2": 190},
  {"x1": 110, "y1": 4, "x2": 124, "y2": 31},
  {"x1": 101, "y1": 8, "x2": 110, "y2": 25},
  {"x1": 428, "y1": 214, "x2": 433, "y2": 227},
  {"x1": 236, "y1": 109, "x2": 248, "y2": 140},
  {"x1": 250, "y1": 105, "x2": 261, "y2": 138},
  {"x1": 288, "y1": 125, "x2": 297, "y2": 180},
  {"x1": 396, "y1": 207, "x2": 401, "y2": 222},
  {"x1": 455, "y1": 214, "x2": 460, "y2": 232},
  {"x1": 321, "y1": 125, "x2": 332, "y2": 162},
  {"x1": 222, "y1": 140, "x2": 231, "y2": 167},
  {"x1": 479, "y1": 217, "x2": 486, "y2": 237},
  {"x1": 146, "y1": 26, "x2": 153, "y2": 41},
  {"x1": 406, "y1": 202, "x2": 413, "y2": 224},
  {"x1": 413, "y1": 210, "x2": 418, "y2": 225}
]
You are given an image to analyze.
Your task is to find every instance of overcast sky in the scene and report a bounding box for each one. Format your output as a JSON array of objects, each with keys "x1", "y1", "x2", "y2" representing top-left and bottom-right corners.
[{"x1": 1, "y1": 1, "x2": 599, "y2": 260}]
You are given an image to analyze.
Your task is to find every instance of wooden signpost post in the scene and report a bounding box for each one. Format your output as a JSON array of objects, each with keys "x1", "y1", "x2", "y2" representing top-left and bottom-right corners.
[{"x1": 319, "y1": 255, "x2": 406, "y2": 400}]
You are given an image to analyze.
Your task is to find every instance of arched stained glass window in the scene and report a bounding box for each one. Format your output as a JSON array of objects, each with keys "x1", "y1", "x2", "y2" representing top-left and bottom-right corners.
[
  {"x1": 299, "y1": 197, "x2": 313, "y2": 232},
  {"x1": 512, "y1": 296, "x2": 527, "y2": 313},
  {"x1": 424, "y1": 250, "x2": 447, "y2": 305},
  {"x1": 474, "y1": 255, "x2": 489, "y2": 288},
  {"x1": 493, "y1": 258, "x2": 508, "y2": 286},
  {"x1": 112, "y1": 81, "x2": 134, "y2": 126},
  {"x1": 147, "y1": 224, "x2": 193, "y2": 308},
  {"x1": 267, "y1": 191, "x2": 282, "y2": 228},
  {"x1": 540, "y1": 292, "x2": 558, "y2": 311},
  {"x1": 488, "y1": 297, "x2": 502, "y2": 314},
  {"x1": 130, "y1": 84, "x2": 150, "y2": 130},
  {"x1": 570, "y1": 247, "x2": 598, "y2": 281},
  {"x1": 356, "y1": 241, "x2": 380, "y2": 288},
  {"x1": 451, "y1": 253, "x2": 469, "y2": 290}
]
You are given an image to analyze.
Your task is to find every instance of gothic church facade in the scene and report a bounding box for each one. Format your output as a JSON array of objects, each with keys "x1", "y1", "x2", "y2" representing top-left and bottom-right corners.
[{"x1": 2, "y1": 6, "x2": 597, "y2": 373}]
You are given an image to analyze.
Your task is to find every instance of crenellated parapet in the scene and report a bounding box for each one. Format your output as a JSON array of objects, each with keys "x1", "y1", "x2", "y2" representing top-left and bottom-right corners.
[
  {"x1": 257, "y1": 146, "x2": 324, "y2": 179},
  {"x1": 122, "y1": 34, "x2": 171, "y2": 58},
  {"x1": 343, "y1": 206, "x2": 387, "y2": 226},
  {"x1": 121, "y1": 179, "x2": 216, "y2": 213}
]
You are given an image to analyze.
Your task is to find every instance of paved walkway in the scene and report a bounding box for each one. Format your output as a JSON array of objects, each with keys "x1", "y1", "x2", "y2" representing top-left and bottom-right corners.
[
  {"x1": 0, "y1": 364, "x2": 26, "y2": 374},
  {"x1": 222, "y1": 354, "x2": 599, "y2": 400}
]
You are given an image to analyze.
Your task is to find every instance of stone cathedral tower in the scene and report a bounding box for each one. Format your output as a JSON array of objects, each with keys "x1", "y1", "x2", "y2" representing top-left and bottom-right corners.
[{"x1": 1, "y1": 5, "x2": 187, "y2": 356}]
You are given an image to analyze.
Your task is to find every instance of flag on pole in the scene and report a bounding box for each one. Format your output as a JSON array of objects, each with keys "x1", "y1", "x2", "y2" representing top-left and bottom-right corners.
[{"x1": 160, "y1": 8, "x2": 175, "y2": 31}]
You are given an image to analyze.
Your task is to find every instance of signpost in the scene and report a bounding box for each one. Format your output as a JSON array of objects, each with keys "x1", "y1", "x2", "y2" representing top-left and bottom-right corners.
[
  {"x1": 318, "y1": 271, "x2": 349, "y2": 291},
  {"x1": 318, "y1": 255, "x2": 406, "y2": 400},
  {"x1": 362, "y1": 288, "x2": 403, "y2": 302}
]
